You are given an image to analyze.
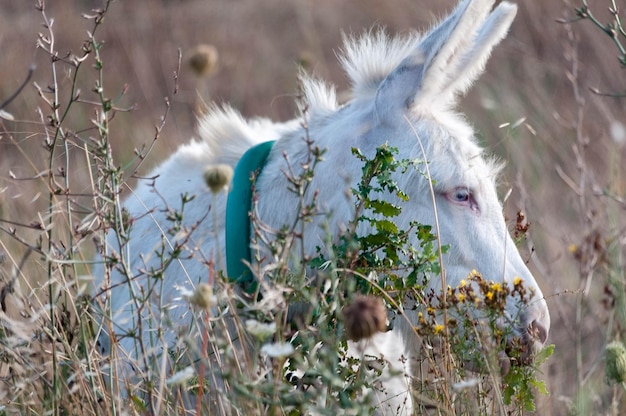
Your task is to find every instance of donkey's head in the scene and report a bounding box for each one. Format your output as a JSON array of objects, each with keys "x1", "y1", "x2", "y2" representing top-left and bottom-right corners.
[
  {"x1": 286, "y1": 0, "x2": 550, "y2": 357},
  {"x1": 358, "y1": 0, "x2": 549, "y2": 353}
]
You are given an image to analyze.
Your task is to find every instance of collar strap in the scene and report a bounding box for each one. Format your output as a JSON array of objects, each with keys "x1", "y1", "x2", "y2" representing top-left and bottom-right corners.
[{"x1": 225, "y1": 140, "x2": 275, "y2": 293}]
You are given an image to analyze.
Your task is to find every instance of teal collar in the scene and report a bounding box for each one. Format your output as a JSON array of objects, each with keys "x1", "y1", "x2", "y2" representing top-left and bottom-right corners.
[{"x1": 225, "y1": 140, "x2": 275, "y2": 293}]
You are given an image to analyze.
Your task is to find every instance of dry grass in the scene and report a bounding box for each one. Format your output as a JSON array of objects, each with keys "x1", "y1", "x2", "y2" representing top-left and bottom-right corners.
[{"x1": 1, "y1": 0, "x2": 626, "y2": 414}]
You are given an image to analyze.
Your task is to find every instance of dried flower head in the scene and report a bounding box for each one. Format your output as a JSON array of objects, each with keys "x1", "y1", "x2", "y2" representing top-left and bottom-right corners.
[
  {"x1": 203, "y1": 164, "x2": 233, "y2": 193},
  {"x1": 166, "y1": 366, "x2": 195, "y2": 385},
  {"x1": 342, "y1": 295, "x2": 387, "y2": 342},
  {"x1": 261, "y1": 342, "x2": 294, "y2": 358},
  {"x1": 245, "y1": 319, "x2": 277, "y2": 341},
  {"x1": 188, "y1": 44, "x2": 219, "y2": 77},
  {"x1": 605, "y1": 341, "x2": 626, "y2": 384},
  {"x1": 184, "y1": 283, "x2": 216, "y2": 310}
]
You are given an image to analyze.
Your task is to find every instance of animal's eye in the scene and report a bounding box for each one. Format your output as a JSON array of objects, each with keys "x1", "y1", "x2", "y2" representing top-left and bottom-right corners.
[
  {"x1": 446, "y1": 187, "x2": 480, "y2": 214},
  {"x1": 451, "y1": 188, "x2": 470, "y2": 203}
]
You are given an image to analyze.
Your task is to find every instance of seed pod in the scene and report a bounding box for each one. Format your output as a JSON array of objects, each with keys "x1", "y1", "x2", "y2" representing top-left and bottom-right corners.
[
  {"x1": 342, "y1": 295, "x2": 387, "y2": 342},
  {"x1": 188, "y1": 44, "x2": 219, "y2": 77},
  {"x1": 605, "y1": 341, "x2": 626, "y2": 384},
  {"x1": 203, "y1": 164, "x2": 233, "y2": 194},
  {"x1": 185, "y1": 283, "x2": 215, "y2": 310}
]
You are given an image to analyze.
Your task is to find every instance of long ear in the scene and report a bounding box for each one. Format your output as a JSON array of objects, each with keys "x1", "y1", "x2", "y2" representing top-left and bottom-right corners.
[
  {"x1": 373, "y1": 0, "x2": 516, "y2": 119},
  {"x1": 429, "y1": 2, "x2": 517, "y2": 103}
]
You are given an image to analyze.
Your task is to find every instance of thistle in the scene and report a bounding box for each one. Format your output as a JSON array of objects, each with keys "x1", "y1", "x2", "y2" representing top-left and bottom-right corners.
[
  {"x1": 342, "y1": 295, "x2": 387, "y2": 342},
  {"x1": 188, "y1": 44, "x2": 219, "y2": 77},
  {"x1": 184, "y1": 283, "x2": 216, "y2": 311},
  {"x1": 203, "y1": 164, "x2": 233, "y2": 194},
  {"x1": 605, "y1": 341, "x2": 626, "y2": 384}
]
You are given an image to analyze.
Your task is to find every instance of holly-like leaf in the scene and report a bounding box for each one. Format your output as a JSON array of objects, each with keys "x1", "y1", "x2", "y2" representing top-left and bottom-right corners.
[
  {"x1": 374, "y1": 219, "x2": 399, "y2": 234},
  {"x1": 365, "y1": 200, "x2": 402, "y2": 217},
  {"x1": 534, "y1": 343, "x2": 555, "y2": 366},
  {"x1": 531, "y1": 379, "x2": 549, "y2": 396}
]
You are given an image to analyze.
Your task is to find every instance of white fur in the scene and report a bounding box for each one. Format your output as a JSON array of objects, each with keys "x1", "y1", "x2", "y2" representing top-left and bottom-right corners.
[{"x1": 94, "y1": 1, "x2": 550, "y2": 414}]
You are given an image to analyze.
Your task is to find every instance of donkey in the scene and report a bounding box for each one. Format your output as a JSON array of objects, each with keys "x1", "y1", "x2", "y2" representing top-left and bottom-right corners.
[{"x1": 94, "y1": 0, "x2": 550, "y2": 413}]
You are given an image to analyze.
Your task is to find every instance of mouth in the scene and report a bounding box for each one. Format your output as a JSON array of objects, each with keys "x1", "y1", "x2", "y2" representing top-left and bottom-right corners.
[
  {"x1": 502, "y1": 319, "x2": 549, "y2": 370},
  {"x1": 447, "y1": 311, "x2": 550, "y2": 376},
  {"x1": 457, "y1": 327, "x2": 547, "y2": 377}
]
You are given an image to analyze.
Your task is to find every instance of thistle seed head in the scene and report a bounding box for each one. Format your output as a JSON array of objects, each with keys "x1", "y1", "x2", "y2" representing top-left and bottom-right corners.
[
  {"x1": 185, "y1": 283, "x2": 215, "y2": 310},
  {"x1": 605, "y1": 341, "x2": 626, "y2": 384},
  {"x1": 203, "y1": 164, "x2": 233, "y2": 194},
  {"x1": 342, "y1": 295, "x2": 387, "y2": 342},
  {"x1": 188, "y1": 44, "x2": 219, "y2": 77}
]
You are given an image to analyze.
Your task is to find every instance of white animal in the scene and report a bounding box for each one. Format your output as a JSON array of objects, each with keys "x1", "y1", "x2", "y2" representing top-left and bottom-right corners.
[{"x1": 94, "y1": 0, "x2": 550, "y2": 414}]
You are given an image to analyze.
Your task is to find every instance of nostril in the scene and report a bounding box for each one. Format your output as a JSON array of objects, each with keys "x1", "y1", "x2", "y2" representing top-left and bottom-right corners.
[{"x1": 528, "y1": 320, "x2": 549, "y2": 345}]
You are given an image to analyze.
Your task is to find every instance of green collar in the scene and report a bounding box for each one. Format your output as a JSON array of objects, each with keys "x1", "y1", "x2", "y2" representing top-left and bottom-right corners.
[{"x1": 225, "y1": 140, "x2": 275, "y2": 293}]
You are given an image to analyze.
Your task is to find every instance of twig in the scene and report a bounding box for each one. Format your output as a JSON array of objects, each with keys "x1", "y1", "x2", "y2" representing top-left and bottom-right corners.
[{"x1": 0, "y1": 65, "x2": 35, "y2": 110}]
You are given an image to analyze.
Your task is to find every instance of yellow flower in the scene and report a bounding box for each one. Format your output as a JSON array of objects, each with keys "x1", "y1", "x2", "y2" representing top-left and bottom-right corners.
[
  {"x1": 491, "y1": 282, "x2": 502, "y2": 292},
  {"x1": 459, "y1": 279, "x2": 467, "y2": 287},
  {"x1": 485, "y1": 291, "x2": 494, "y2": 301},
  {"x1": 457, "y1": 293, "x2": 466, "y2": 303},
  {"x1": 513, "y1": 276, "x2": 522, "y2": 286},
  {"x1": 418, "y1": 312, "x2": 426, "y2": 324},
  {"x1": 434, "y1": 324, "x2": 445, "y2": 335},
  {"x1": 469, "y1": 269, "x2": 481, "y2": 278}
]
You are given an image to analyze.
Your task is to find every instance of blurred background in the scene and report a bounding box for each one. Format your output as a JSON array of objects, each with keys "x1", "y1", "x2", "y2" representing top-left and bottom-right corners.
[{"x1": 1, "y1": 0, "x2": 626, "y2": 414}]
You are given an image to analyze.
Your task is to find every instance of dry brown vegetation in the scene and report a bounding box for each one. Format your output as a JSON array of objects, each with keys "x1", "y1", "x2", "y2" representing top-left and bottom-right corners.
[{"x1": 1, "y1": 0, "x2": 626, "y2": 414}]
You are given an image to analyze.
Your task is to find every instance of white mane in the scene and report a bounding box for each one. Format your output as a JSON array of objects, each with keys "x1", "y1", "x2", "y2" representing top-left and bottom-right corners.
[
  {"x1": 193, "y1": 105, "x2": 300, "y2": 166},
  {"x1": 195, "y1": 30, "x2": 421, "y2": 163},
  {"x1": 339, "y1": 30, "x2": 420, "y2": 102},
  {"x1": 196, "y1": 26, "x2": 503, "y2": 184}
]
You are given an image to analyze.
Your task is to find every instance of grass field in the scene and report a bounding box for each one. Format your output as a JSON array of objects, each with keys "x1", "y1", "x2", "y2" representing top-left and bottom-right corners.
[{"x1": 1, "y1": 0, "x2": 626, "y2": 414}]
